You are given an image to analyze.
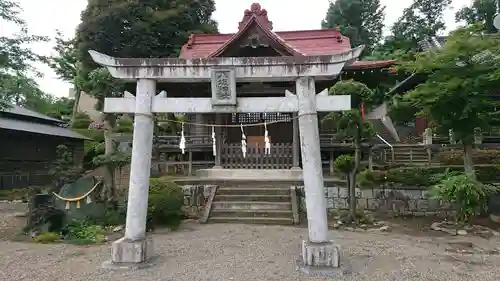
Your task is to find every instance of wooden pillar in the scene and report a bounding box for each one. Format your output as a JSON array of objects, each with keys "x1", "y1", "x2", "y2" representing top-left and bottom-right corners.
[
  {"x1": 214, "y1": 113, "x2": 222, "y2": 168},
  {"x1": 292, "y1": 112, "x2": 300, "y2": 168}
]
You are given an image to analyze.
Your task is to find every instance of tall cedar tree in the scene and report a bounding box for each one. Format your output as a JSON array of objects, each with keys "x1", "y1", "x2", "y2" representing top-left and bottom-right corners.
[{"x1": 321, "y1": 0, "x2": 385, "y2": 55}]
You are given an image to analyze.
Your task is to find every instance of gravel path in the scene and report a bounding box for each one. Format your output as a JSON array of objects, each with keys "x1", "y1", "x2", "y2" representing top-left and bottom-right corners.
[{"x1": 1, "y1": 220, "x2": 500, "y2": 281}]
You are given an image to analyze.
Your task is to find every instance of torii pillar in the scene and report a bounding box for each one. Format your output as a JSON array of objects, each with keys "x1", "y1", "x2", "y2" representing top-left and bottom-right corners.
[{"x1": 88, "y1": 47, "x2": 363, "y2": 275}]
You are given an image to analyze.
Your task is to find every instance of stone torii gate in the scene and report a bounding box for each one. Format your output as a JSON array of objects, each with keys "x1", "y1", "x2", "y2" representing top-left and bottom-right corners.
[{"x1": 90, "y1": 46, "x2": 363, "y2": 274}]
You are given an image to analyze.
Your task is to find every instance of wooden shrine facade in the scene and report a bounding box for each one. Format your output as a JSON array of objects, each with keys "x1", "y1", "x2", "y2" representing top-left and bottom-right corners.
[{"x1": 95, "y1": 3, "x2": 396, "y2": 171}]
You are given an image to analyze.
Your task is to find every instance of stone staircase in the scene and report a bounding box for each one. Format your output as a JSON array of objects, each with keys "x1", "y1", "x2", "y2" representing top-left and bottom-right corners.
[{"x1": 208, "y1": 182, "x2": 295, "y2": 225}]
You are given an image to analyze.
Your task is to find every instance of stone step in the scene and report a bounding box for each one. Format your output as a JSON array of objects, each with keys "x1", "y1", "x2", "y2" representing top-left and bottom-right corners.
[
  {"x1": 208, "y1": 216, "x2": 294, "y2": 225},
  {"x1": 216, "y1": 187, "x2": 290, "y2": 196},
  {"x1": 210, "y1": 209, "x2": 293, "y2": 218},
  {"x1": 215, "y1": 194, "x2": 291, "y2": 202},
  {"x1": 211, "y1": 201, "x2": 292, "y2": 210}
]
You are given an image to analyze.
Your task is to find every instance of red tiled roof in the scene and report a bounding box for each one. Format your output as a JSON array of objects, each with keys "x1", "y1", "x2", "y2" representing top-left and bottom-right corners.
[{"x1": 179, "y1": 3, "x2": 395, "y2": 70}]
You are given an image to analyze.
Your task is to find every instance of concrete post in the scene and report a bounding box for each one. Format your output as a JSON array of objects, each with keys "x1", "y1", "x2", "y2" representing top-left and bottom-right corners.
[
  {"x1": 295, "y1": 77, "x2": 341, "y2": 276},
  {"x1": 103, "y1": 79, "x2": 155, "y2": 269}
]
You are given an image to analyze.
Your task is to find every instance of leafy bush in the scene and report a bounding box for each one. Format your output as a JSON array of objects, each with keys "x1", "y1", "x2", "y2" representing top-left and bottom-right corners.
[
  {"x1": 148, "y1": 178, "x2": 184, "y2": 228},
  {"x1": 0, "y1": 188, "x2": 28, "y2": 201},
  {"x1": 437, "y1": 149, "x2": 500, "y2": 165},
  {"x1": 356, "y1": 169, "x2": 377, "y2": 189},
  {"x1": 66, "y1": 220, "x2": 106, "y2": 244},
  {"x1": 372, "y1": 165, "x2": 500, "y2": 186},
  {"x1": 120, "y1": 178, "x2": 184, "y2": 229},
  {"x1": 73, "y1": 129, "x2": 105, "y2": 142},
  {"x1": 34, "y1": 232, "x2": 60, "y2": 243},
  {"x1": 115, "y1": 117, "x2": 133, "y2": 133},
  {"x1": 71, "y1": 113, "x2": 92, "y2": 129},
  {"x1": 333, "y1": 155, "x2": 355, "y2": 174},
  {"x1": 429, "y1": 174, "x2": 497, "y2": 223}
]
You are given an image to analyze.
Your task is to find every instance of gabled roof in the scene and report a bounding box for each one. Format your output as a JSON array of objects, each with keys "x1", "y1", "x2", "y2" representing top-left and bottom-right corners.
[
  {"x1": 179, "y1": 3, "x2": 395, "y2": 70},
  {"x1": 0, "y1": 104, "x2": 90, "y2": 140},
  {"x1": 207, "y1": 12, "x2": 304, "y2": 57},
  {"x1": 2, "y1": 104, "x2": 64, "y2": 124}
]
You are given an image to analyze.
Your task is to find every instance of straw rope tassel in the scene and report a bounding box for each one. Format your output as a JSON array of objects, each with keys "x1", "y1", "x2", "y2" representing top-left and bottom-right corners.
[
  {"x1": 240, "y1": 124, "x2": 247, "y2": 158},
  {"x1": 76, "y1": 200, "x2": 81, "y2": 209},
  {"x1": 264, "y1": 121, "x2": 271, "y2": 155},
  {"x1": 212, "y1": 125, "x2": 216, "y2": 156},
  {"x1": 179, "y1": 122, "x2": 186, "y2": 154},
  {"x1": 65, "y1": 201, "x2": 70, "y2": 210},
  {"x1": 86, "y1": 196, "x2": 92, "y2": 204}
]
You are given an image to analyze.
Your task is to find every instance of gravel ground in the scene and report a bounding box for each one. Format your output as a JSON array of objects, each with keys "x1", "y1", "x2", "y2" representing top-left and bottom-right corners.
[{"x1": 1, "y1": 219, "x2": 500, "y2": 281}]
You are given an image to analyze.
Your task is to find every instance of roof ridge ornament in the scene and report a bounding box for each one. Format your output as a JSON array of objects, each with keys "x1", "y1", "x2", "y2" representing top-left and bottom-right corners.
[{"x1": 238, "y1": 3, "x2": 273, "y2": 31}]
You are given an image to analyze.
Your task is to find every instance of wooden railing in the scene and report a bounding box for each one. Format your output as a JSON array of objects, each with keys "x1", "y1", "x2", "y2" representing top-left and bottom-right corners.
[{"x1": 221, "y1": 143, "x2": 293, "y2": 169}]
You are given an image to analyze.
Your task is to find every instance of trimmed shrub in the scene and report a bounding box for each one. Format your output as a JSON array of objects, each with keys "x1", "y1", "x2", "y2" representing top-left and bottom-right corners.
[
  {"x1": 437, "y1": 149, "x2": 500, "y2": 165},
  {"x1": 372, "y1": 165, "x2": 500, "y2": 187},
  {"x1": 71, "y1": 113, "x2": 92, "y2": 129},
  {"x1": 147, "y1": 178, "x2": 184, "y2": 228}
]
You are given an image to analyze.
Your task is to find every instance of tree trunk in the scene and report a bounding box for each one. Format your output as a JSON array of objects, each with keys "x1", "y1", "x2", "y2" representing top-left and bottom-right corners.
[
  {"x1": 349, "y1": 135, "x2": 361, "y2": 220},
  {"x1": 103, "y1": 114, "x2": 117, "y2": 205},
  {"x1": 463, "y1": 142, "x2": 475, "y2": 177},
  {"x1": 71, "y1": 87, "x2": 81, "y2": 124}
]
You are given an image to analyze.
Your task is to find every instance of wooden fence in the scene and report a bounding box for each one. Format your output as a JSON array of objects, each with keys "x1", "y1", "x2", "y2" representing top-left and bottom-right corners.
[
  {"x1": 221, "y1": 143, "x2": 293, "y2": 169},
  {"x1": 0, "y1": 173, "x2": 53, "y2": 190}
]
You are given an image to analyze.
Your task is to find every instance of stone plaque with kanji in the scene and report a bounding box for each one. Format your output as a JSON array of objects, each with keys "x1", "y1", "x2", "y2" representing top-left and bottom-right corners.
[{"x1": 211, "y1": 68, "x2": 236, "y2": 106}]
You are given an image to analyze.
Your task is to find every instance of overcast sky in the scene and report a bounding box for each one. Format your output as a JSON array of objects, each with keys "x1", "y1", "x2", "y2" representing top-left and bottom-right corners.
[{"x1": 2, "y1": 0, "x2": 471, "y2": 98}]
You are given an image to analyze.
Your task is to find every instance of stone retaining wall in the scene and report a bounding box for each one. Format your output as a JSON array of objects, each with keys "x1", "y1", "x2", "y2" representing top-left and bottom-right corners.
[
  {"x1": 178, "y1": 184, "x2": 453, "y2": 218},
  {"x1": 295, "y1": 185, "x2": 453, "y2": 216},
  {"x1": 179, "y1": 185, "x2": 215, "y2": 218}
]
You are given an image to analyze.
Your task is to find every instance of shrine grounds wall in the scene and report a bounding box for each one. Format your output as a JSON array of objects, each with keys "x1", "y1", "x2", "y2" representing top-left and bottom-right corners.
[{"x1": 177, "y1": 184, "x2": 453, "y2": 219}]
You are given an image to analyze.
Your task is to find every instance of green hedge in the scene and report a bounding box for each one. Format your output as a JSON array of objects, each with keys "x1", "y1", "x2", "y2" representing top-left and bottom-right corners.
[
  {"x1": 73, "y1": 129, "x2": 105, "y2": 142},
  {"x1": 372, "y1": 165, "x2": 500, "y2": 187},
  {"x1": 437, "y1": 149, "x2": 500, "y2": 165}
]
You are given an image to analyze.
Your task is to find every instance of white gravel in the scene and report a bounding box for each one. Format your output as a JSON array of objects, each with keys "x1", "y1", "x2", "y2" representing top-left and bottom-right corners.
[{"x1": 1, "y1": 221, "x2": 500, "y2": 281}]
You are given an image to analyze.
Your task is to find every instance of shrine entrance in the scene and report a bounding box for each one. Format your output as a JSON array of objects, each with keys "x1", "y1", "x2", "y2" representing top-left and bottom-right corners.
[{"x1": 219, "y1": 112, "x2": 293, "y2": 169}]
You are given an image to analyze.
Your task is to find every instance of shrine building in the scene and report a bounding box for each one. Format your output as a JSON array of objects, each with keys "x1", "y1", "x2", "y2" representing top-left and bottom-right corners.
[{"x1": 173, "y1": 3, "x2": 397, "y2": 169}]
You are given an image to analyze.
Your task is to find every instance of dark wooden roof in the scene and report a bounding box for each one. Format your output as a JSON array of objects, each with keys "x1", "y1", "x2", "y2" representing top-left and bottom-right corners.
[{"x1": 0, "y1": 104, "x2": 89, "y2": 140}]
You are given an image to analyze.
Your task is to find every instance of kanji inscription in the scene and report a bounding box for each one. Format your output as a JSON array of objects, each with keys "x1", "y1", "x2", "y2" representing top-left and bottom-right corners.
[{"x1": 211, "y1": 68, "x2": 236, "y2": 105}]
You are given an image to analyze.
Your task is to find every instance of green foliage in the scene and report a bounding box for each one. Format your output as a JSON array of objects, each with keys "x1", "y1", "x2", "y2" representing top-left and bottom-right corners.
[
  {"x1": 322, "y1": 80, "x2": 376, "y2": 141},
  {"x1": 75, "y1": 0, "x2": 218, "y2": 71},
  {"x1": 437, "y1": 149, "x2": 500, "y2": 165},
  {"x1": 321, "y1": 0, "x2": 385, "y2": 55},
  {"x1": 65, "y1": 220, "x2": 106, "y2": 244},
  {"x1": 429, "y1": 173, "x2": 497, "y2": 223},
  {"x1": 0, "y1": 0, "x2": 48, "y2": 109},
  {"x1": 49, "y1": 145, "x2": 82, "y2": 191},
  {"x1": 92, "y1": 151, "x2": 131, "y2": 170},
  {"x1": 73, "y1": 129, "x2": 105, "y2": 142},
  {"x1": 373, "y1": 165, "x2": 500, "y2": 186},
  {"x1": 34, "y1": 232, "x2": 60, "y2": 244},
  {"x1": 455, "y1": 0, "x2": 500, "y2": 34},
  {"x1": 147, "y1": 178, "x2": 184, "y2": 228},
  {"x1": 0, "y1": 188, "x2": 28, "y2": 201},
  {"x1": 71, "y1": 112, "x2": 92, "y2": 129},
  {"x1": 115, "y1": 117, "x2": 133, "y2": 133},
  {"x1": 377, "y1": 0, "x2": 452, "y2": 56},
  {"x1": 356, "y1": 169, "x2": 377, "y2": 189},
  {"x1": 400, "y1": 27, "x2": 500, "y2": 144},
  {"x1": 334, "y1": 155, "x2": 355, "y2": 174}
]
